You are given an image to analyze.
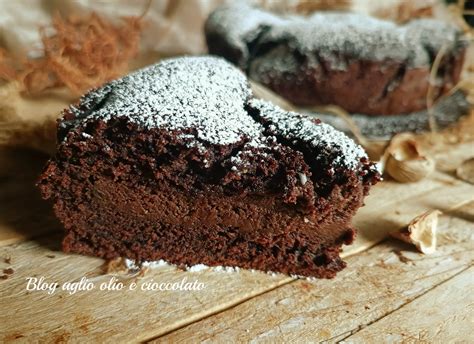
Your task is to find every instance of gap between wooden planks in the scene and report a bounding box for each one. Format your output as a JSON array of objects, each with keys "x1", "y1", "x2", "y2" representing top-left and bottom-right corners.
[{"x1": 341, "y1": 266, "x2": 473, "y2": 343}]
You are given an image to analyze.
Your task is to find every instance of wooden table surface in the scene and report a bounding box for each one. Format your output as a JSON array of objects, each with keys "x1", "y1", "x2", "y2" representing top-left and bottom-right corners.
[{"x1": 0, "y1": 135, "x2": 473, "y2": 343}]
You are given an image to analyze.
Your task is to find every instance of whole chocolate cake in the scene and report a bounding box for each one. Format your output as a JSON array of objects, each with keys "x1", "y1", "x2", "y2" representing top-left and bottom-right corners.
[
  {"x1": 38, "y1": 56, "x2": 379, "y2": 278},
  {"x1": 205, "y1": 4, "x2": 467, "y2": 115}
]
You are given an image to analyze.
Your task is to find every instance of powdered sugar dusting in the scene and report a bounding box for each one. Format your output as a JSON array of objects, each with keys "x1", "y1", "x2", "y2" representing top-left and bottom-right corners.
[
  {"x1": 303, "y1": 91, "x2": 469, "y2": 139},
  {"x1": 207, "y1": 4, "x2": 463, "y2": 68},
  {"x1": 125, "y1": 258, "x2": 318, "y2": 280},
  {"x1": 69, "y1": 56, "x2": 261, "y2": 146},
  {"x1": 205, "y1": 4, "x2": 284, "y2": 67},
  {"x1": 250, "y1": 98, "x2": 367, "y2": 169},
  {"x1": 66, "y1": 55, "x2": 368, "y2": 172},
  {"x1": 265, "y1": 12, "x2": 459, "y2": 67},
  {"x1": 125, "y1": 258, "x2": 169, "y2": 271},
  {"x1": 124, "y1": 258, "x2": 242, "y2": 274}
]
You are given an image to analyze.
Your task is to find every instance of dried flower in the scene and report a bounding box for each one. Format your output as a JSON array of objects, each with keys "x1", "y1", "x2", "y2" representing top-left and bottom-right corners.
[{"x1": 0, "y1": 12, "x2": 143, "y2": 96}]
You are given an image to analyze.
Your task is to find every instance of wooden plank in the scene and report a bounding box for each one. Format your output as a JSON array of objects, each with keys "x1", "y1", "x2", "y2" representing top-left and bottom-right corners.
[
  {"x1": 438, "y1": 207, "x2": 474, "y2": 246},
  {"x1": 0, "y1": 149, "x2": 60, "y2": 246},
  {"x1": 0, "y1": 234, "x2": 292, "y2": 343},
  {"x1": 153, "y1": 204, "x2": 474, "y2": 343},
  {"x1": 0, "y1": 82, "x2": 73, "y2": 154},
  {"x1": 429, "y1": 141, "x2": 474, "y2": 172},
  {"x1": 344, "y1": 172, "x2": 474, "y2": 256},
  {"x1": 342, "y1": 266, "x2": 474, "y2": 343}
]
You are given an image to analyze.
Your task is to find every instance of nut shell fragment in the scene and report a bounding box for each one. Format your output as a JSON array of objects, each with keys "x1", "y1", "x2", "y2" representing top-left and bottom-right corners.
[
  {"x1": 390, "y1": 210, "x2": 441, "y2": 254},
  {"x1": 383, "y1": 133, "x2": 435, "y2": 183}
]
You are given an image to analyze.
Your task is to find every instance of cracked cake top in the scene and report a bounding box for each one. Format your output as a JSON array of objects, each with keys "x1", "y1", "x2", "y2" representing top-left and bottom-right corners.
[{"x1": 60, "y1": 56, "x2": 371, "y2": 173}]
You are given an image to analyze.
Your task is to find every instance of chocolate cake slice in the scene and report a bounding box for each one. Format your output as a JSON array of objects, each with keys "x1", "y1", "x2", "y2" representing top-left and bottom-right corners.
[
  {"x1": 38, "y1": 56, "x2": 379, "y2": 278},
  {"x1": 205, "y1": 4, "x2": 467, "y2": 115}
]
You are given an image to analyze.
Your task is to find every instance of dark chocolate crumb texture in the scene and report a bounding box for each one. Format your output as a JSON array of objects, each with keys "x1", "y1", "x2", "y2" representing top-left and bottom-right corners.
[
  {"x1": 38, "y1": 56, "x2": 380, "y2": 278},
  {"x1": 205, "y1": 4, "x2": 467, "y2": 115}
]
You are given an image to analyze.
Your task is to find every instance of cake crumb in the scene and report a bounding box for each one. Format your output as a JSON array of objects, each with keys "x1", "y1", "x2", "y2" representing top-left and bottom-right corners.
[{"x1": 3, "y1": 268, "x2": 14, "y2": 275}]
